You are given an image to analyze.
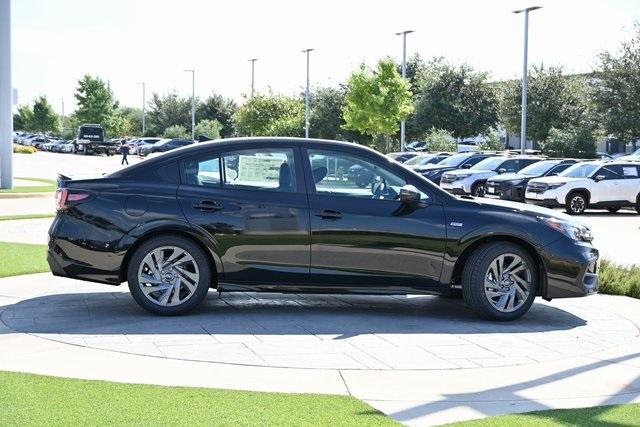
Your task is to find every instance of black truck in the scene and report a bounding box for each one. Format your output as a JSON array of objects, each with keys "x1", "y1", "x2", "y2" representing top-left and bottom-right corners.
[{"x1": 75, "y1": 124, "x2": 117, "y2": 156}]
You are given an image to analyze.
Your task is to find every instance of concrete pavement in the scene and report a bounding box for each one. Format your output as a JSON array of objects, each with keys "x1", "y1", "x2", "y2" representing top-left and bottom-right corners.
[{"x1": 1, "y1": 273, "x2": 640, "y2": 425}]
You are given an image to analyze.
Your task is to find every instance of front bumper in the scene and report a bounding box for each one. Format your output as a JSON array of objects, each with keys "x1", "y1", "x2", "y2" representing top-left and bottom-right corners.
[
  {"x1": 525, "y1": 198, "x2": 562, "y2": 208},
  {"x1": 440, "y1": 179, "x2": 472, "y2": 195},
  {"x1": 541, "y1": 238, "x2": 599, "y2": 299},
  {"x1": 486, "y1": 183, "x2": 526, "y2": 202}
]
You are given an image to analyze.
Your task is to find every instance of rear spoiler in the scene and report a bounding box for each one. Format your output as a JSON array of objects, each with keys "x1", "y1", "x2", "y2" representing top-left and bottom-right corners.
[{"x1": 57, "y1": 172, "x2": 107, "y2": 188}]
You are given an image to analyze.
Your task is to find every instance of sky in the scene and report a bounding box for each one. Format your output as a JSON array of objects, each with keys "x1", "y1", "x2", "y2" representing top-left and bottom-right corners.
[{"x1": 10, "y1": 0, "x2": 640, "y2": 114}]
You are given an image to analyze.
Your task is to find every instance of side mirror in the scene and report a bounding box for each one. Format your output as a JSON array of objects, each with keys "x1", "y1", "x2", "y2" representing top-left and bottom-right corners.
[
  {"x1": 594, "y1": 175, "x2": 605, "y2": 182},
  {"x1": 461, "y1": 163, "x2": 472, "y2": 169},
  {"x1": 399, "y1": 185, "x2": 421, "y2": 204},
  {"x1": 497, "y1": 168, "x2": 507, "y2": 174}
]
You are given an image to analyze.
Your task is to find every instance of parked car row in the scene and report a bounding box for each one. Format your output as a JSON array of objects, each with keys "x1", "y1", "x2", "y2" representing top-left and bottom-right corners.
[{"x1": 392, "y1": 150, "x2": 640, "y2": 215}]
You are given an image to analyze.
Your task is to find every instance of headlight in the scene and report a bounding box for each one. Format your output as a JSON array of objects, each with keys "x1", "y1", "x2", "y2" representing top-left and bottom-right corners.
[
  {"x1": 547, "y1": 182, "x2": 566, "y2": 190},
  {"x1": 455, "y1": 174, "x2": 470, "y2": 180},
  {"x1": 541, "y1": 217, "x2": 593, "y2": 242},
  {"x1": 507, "y1": 179, "x2": 524, "y2": 186}
]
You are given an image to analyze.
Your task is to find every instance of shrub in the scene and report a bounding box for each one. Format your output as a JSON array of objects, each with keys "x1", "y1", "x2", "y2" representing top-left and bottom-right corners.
[
  {"x1": 423, "y1": 128, "x2": 457, "y2": 152},
  {"x1": 542, "y1": 126, "x2": 597, "y2": 158},
  {"x1": 194, "y1": 119, "x2": 222, "y2": 140},
  {"x1": 163, "y1": 125, "x2": 189, "y2": 139},
  {"x1": 13, "y1": 144, "x2": 37, "y2": 154},
  {"x1": 598, "y1": 260, "x2": 640, "y2": 299},
  {"x1": 477, "y1": 129, "x2": 505, "y2": 151}
]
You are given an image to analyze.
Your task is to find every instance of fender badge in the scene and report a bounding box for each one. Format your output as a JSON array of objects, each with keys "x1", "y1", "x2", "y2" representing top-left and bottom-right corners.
[{"x1": 450, "y1": 222, "x2": 463, "y2": 227}]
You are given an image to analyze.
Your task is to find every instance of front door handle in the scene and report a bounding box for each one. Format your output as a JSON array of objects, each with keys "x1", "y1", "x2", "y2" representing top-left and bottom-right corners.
[
  {"x1": 315, "y1": 209, "x2": 342, "y2": 220},
  {"x1": 192, "y1": 200, "x2": 222, "y2": 212}
]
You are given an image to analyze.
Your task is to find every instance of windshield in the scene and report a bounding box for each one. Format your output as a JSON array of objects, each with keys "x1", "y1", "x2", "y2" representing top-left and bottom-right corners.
[
  {"x1": 404, "y1": 154, "x2": 436, "y2": 166},
  {"x1": 437, "y1": 153, "x2": 473, "y2": 167},
  {"x1": 519, "y1": 160, "x2": 557, "y2": 176},
  {"x1": 471, "y1": 157, "x2": 506, "y2": 171},
  {"x1": 560, "y1": 163, "x2": 599, "y2": 178}
]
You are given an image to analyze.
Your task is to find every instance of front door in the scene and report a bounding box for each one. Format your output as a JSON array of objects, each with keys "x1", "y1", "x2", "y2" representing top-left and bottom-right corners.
[
  {"x1": 177, "y1": 145, "x2": 310, "y2": 285},
  {"x1": 303, "y1": 147, "x2": 447, "y2": 291}
]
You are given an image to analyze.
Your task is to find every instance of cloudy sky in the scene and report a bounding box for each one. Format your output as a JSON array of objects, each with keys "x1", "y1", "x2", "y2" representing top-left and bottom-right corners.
[{"x1": 11, "y1": 0, "x2": 639, "y2": 113}]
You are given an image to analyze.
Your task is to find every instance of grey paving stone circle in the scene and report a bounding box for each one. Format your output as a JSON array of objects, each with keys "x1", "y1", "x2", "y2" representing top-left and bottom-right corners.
[{"x1": 2, "y1": 281, "x2": 637, "y2": 371}]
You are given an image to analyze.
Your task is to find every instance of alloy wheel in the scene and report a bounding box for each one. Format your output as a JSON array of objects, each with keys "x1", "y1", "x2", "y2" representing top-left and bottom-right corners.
[
  {"x1": 137, "y1": 246, "x2": 200, "y2": 307},
  {"x1": 570, "y1": 195, "x2": 586, "y2": 214},
  {"x1": 483, "y1": 253, "x2": 532, "y2": 313}
]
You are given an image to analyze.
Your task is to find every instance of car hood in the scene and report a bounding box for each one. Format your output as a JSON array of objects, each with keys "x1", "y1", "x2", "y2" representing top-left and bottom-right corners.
[
  {"x1": 528, "y1": 175, "x2": 584, "y2": 185},
  {"x1": 444, "y1": 169, "x2": 494, "y2": 177},
  {"x1": 461, "y1": 196, "x2": 589, "y2": 228},
  {"x1": 488, "y1": 172, "x2": 531, "y2": 183}
]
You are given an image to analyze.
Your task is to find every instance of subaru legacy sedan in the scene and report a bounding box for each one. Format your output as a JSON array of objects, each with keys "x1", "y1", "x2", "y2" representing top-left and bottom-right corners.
[{"x1": 48, "y1": 138, "x2": 598, "y2": 320}]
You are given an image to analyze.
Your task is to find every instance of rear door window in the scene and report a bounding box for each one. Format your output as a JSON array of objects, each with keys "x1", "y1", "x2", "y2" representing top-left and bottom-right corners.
[{"x1": 222, "y1": 148, "x2": 297, "y2": 193}]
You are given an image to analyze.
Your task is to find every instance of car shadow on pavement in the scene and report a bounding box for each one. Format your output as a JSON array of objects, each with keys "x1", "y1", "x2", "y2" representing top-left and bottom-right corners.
[{"x1": 0, "y1": 291, "x2": 587, "y2": 336}]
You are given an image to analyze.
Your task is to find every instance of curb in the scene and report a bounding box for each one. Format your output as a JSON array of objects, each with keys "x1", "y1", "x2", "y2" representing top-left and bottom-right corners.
[{"x1": 0, "y1": 192, "x2": 54, "y2": 200}]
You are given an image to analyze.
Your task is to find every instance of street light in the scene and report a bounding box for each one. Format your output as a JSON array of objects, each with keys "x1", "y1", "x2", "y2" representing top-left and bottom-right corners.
[
  {"x1": 184, "y1": 69, "x2": 195, "y2": 141},
  {"x1": 302, "y1": 48, "x2": 314, "y2": 139},
  {"x1": 513, "y1": 6, "x2": 542, "y2": 154},
  {"x1": 395, "y1": 30, "x2": 414, "y2": 152},
  {"x1": 248, "y1": 58, "x2": 257, "y2": 97},
  {"x1": 137, "y1": 82, "x2": 146, "y2": 135},
  {"x1": 0, "y1": 0, "x2": 13, "y2": 189}
]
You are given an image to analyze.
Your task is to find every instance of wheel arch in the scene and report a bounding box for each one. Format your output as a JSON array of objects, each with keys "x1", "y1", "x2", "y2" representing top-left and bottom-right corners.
[
  {"x1": 118, "y1": 226, "x2": 222, "y2": 287},
  {"x1": 449, "y1": 235, "x2": 547, "y2": 297},
  {"x1": 565, "y1": 188, "x2": 591, "y2": 205}
]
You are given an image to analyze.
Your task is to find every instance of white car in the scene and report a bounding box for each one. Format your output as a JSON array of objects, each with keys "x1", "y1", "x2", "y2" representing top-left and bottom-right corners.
[
  {"x1": 525, "y1": 160, "x2": 640, "y2": 215},
  {"x1": 440, "y1": 155, "x2": 542, "y2": 197}
]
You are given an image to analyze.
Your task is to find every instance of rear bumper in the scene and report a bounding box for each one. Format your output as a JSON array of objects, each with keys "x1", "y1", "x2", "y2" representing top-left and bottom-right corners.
[{"x1": 541, "y1": 238, "x2": 599, "y2": 299}]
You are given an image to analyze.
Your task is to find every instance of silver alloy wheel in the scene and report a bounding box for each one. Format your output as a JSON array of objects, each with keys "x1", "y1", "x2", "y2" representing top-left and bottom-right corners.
[
  {"x1": 570, "y1": 195, "x2": 585, "y2": 213},
  {"x1": 483, "y1": 253, "x2": 532, "y2": 313},
  {"x1": 137, "y1": 246, "x2": 200, "y2": 307}
]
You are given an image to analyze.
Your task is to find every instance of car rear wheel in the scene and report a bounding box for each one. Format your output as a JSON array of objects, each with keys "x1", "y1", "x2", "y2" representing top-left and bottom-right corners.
[
  {"x1": 462, "y1": 242, "x2": 537, "y2": 321},
  {"x1": 565, "y1": 191, "x2": 587, "y2": 215},
  {"x1": 636, "y1": 194, "x2": 640, "y2": 215},
  {"x1": 127, "y1": 235, "x2": 212, "y2": 315}
]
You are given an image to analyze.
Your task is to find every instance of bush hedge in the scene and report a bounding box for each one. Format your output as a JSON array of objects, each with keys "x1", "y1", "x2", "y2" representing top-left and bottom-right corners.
[
  {"x1": 13, "y1": 144, "x2": 37, "y2": 154},
  {"x1": 599, "y1": 260, "x2": 640, "y2": 299}
]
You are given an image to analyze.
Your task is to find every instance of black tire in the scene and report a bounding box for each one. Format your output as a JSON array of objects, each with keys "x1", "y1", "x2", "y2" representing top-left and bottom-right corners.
[
  {"x1": 462, "y1": 242, "x2": 538, "y2": 321},
  {"x1": 127, "y1": 235, "x2": 212, "y2": 315},
  {"x1": 565, "y1": 191, "x2": 587, "y2": 215},
  {"x1": 607, "y1": 207, "x2": 620, "y2": 213},
  {"x1": 471, "y1": 182, "x2": 485, "y2": 197},
  {"x1": 636, "y1": 194, "x2": 640, "y2": 215}
]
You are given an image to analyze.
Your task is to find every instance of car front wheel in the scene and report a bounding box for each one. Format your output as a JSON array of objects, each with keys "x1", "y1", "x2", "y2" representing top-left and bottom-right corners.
[
  {"x1": 127, "y1": 235, "x2": 212, "y2": 315},
  {"x1": 462, "y1": 242, "x2": 537, "y2": 321},
  {"x1": 566, "y1": 192, "x2": 587, "y2": 215},
  {"x1": 471, "y1": 182, "x2": 485, "y2": 197}
]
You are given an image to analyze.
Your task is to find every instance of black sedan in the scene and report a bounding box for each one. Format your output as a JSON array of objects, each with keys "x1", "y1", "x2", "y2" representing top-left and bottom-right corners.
[
  {"x1": 48, "y1": 138, "x2": 598, "y2": 320},
  {"x1": 485, "y1": 159, "x2": 577, "y2": 202},
  {"x1": 416, "y1": 152, "x2": 497, "y2": 183},
  {"x1": 139, "y1": 138, "x2": 194, "y2": 156}
]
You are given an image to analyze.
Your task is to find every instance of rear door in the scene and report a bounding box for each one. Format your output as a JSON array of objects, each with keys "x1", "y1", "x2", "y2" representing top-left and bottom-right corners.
[
  {"x1": 302, "y1": 146, "x2": 447, "y2": 291},
  {"x1": 619, "y1": 165, "x2": 640, "y2": 202},
  {"x1": 177, "y1": 144, "x2": 310, "y2": 285}
]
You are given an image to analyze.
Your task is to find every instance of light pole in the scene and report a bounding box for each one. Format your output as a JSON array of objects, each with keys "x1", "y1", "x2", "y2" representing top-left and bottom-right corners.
[
  {"x1": 302, "y1": 49, "x2": 314, "y2": 139},
  {"x1": 513, "y1": 6, "x2": 541, "y2": 154},
  {"x1": 0, "y1": 0, "x2": 12, "y2": 189},
  {"x1": 395, "y1": 30, "x2": 414, "y2": 152},
  {"x1": 184, "y1": 69, "x2": 195, "y2": 140},
  {"x1": 137, "y1": 82, "x2": 146, "y2": 135},
  {"x1": 61, "y1": 98, "x2": 64, "y2": 135},
  {"x1": 248, "y1": 58, "x2": 257, "y2": 97}
]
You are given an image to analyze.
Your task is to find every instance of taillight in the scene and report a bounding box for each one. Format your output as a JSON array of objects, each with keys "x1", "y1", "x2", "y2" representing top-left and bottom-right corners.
[{"x1": 55, "y1": 188, "x2": 89, "y2": 211}]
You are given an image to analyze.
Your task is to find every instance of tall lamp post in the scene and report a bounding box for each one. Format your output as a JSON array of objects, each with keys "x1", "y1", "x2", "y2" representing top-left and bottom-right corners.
[
  {"x1": 513, "y1": 6, "x2": 542, "y2": 154},
  {"x1": 184, "y1": 69, "x2": 195, "y2": 141},
  {"x1": 0, "y1": 0, "x2": 12, "y2": 189},
  {"x1": 395, "y1": 30, "x2": 414, "y2": 152},
  {"x1": 248, "y1": 58, "x2": 257, "y2": 97},
  {"x1": 61, "y1": 98, "x2": 65, "y2": 135},
  {"x1": 302, "y1": 48, "x2": 314, "y2": 139},
  {"x1": 137, "y1": 82, "x2": 146, "y2": 135}
]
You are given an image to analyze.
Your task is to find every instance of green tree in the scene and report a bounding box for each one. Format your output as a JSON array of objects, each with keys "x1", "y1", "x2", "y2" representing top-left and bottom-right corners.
[
  {"x1": 342, "y1": 58, "x2": 414, "y2": 148},
  {"x1": 30, "y1": 96, "x2": 60, "y2": 133},
  {"x1": 398, "y1": 53, "x2": 428, "y2": 96},
  {"x1": 163, "y1": 125, "x2": 189, "y2": 139},
  {"x1": 119, "y1": 107, "x2": 143, "y2": 136},
  {"x1": 423, "y1": 128, "x2": 457, "y2": 152},
  {"x1": 13, "y1": 105, "x2": 33, "y2": 131},
  {"x1": 234, "y1": 92, "x2": 304, "y2": 137},
  {"x1": 146, "y1": 92, "x2": 193, "y2": 136},
  {"x1": 592, "y1": 23, "x2": 640, "y2": 146},
  {"x1": 74, "y1": 75, "x2": 123, "y2": 137},
  {"x1": 197, "y1": 93, "x2": 237, "y2": 138},
  {"x1": 195, "y1": 119, "x2": 222, "y2": 140},
  {"x1": 409, "y1": 59, "x2": 498, "y2": 139},
  {"x1": 499, "y1": 65, "x2": 592, "y2": 143},
  {"x1": 477, "y1": 129, "x2": 506, "y2": 151},
  {"x1": 542, "y1": 126, "x2": 597, "y2": 158}
]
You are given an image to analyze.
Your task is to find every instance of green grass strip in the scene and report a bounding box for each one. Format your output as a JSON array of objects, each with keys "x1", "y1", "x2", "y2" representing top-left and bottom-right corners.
[
  {"x1": 0, "y1": 177, "x2": 57, "y2": 194},
  {"x1": 0, "y1": 242, "x2": 49, "y2": 278},
  {"x1": 445, "y1": 403, "x2": 640, "y2": 426},
  {"x1": 0, "y1": 370, "x2": 397, "y2": 426},
  {"x1": 0, "y1": 214, "x2": 55, "y2": 221}
]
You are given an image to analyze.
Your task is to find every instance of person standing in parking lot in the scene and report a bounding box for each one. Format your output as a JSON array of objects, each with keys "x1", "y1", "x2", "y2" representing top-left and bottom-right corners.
[{"x1": 120, "y1": 138, "x2": 130, "y2": 165}]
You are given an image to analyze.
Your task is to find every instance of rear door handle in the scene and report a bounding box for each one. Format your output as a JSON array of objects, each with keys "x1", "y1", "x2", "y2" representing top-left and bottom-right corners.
[
  {"x1": 315, "y1": 209, "x2": 342, "y2": 220},
  {"x1": 192, "y1": 200, "x2": 222, "y2": 211}
]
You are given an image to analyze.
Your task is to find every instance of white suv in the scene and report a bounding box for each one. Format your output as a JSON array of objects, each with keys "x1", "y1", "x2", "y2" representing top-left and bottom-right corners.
[
  {"x1": 525, "y1": 161, "x2": 640, "y2": 215},
  {"x1": 440, "y1": 155, "x2": 541, "y2": 197}
]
